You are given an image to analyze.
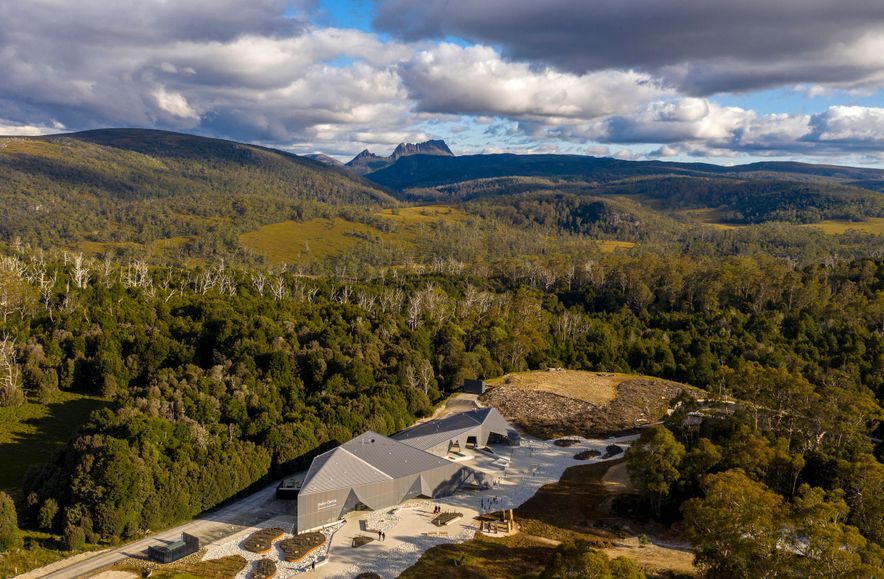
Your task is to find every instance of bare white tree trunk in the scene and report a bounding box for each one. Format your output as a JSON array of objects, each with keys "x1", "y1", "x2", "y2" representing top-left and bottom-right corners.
[
  {"x1": 71, "y1": 253, "x2": 91, "y2": 289},
  {"x1": 0, "y1": 334, "x2": 22, "y2": 406},
  {"x1": 251, "y1": 272, "x2": 267, "y2": 297}
]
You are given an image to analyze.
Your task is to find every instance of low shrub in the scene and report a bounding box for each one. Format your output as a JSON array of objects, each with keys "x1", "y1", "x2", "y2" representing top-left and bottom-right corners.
[{"x1": 278, "y1": 533, "x2": 325, "y2": 562}]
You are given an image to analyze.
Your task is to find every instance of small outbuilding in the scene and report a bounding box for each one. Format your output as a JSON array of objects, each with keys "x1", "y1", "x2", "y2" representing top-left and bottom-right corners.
[
  {"x1": 148, "y1": 533, "x2": 200, "y2": 563},
  {"x1": 462, "y1": 379, "x2": 487, "y2": 395}
]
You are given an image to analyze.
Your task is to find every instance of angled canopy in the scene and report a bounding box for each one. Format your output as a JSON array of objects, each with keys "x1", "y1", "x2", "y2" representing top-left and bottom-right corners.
[{"x1": 392, "y1": 407, "x2": 516, "y2": 454}]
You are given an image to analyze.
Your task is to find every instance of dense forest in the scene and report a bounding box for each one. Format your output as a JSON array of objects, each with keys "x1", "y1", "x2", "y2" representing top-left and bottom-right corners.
[
  {"x1": 0, "y1": 241, "x2": 880, "y2": 574},
  {"x1": 0, "y1": 130, "x2": 882, "y2": 576}
]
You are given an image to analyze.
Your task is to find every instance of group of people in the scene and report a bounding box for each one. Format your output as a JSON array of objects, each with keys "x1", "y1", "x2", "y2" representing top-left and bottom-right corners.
[
  {"x1": 481, "y1": 495, "x2": 502, "y2": 511},
  {"x1": 376, "y1": 529, "x2": 386, "y2": 541},
  {"x1": 432, "y1": 504, "x2": 442, "y2": 514}
]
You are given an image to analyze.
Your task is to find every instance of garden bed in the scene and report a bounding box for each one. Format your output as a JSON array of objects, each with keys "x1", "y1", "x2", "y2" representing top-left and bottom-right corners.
[
  {"x1": 553, "y1": 438, "x2": 581, "y2": 447},
  {"x1": 243, "y1": 527, "x2": 285, "y2": 554},
  {"x1": 277, "y1": 532, "x2": 326, "y2": 562},
  {"x1": 153, "y1": 555, "x2": 248, "y2": 579},
  {"x1": 249, "y1": 558, "x2": 277, "y2": 579}
]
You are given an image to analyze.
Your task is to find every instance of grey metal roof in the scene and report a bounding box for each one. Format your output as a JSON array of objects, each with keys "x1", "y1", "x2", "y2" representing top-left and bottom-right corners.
[
  {"x1": 299, "y1": 431, "x2": 455, "y2": 495},
  {"x1": 392, "y1": 407, "x2": 512, "y2": 451}
]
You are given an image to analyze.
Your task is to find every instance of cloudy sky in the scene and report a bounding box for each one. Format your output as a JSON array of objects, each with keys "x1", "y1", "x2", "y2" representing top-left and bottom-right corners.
[{"x1": 1, "y1": 0, "x2": 883, "y2": 166}]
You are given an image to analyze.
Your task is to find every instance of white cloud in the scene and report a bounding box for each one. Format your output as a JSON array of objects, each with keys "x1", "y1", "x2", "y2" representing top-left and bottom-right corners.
[
  {"x1": 0, "y1": 118, "x2": 64, "y2": 136},
  {"x1": 0, "y1": 1, "x2": 880, "y2": 163},
  {"x1": 808, "y1": 106, "x2": 884, "y2": 146},
  {"x1": 399, "y1": 44, "x2": 671, "y2": 121},
  {"x1": 152, "y1": 87, "x2": 199, "y2": 120}
]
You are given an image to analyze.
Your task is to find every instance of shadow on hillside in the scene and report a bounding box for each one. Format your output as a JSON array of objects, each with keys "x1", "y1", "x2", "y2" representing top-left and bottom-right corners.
[{"x1": 0, "y1": 395, "x2": 109, "y2": 501}]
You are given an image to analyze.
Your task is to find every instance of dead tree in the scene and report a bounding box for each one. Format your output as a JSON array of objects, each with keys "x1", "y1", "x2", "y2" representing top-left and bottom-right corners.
[
  {"x1": 0, "y1": 334, "x2": 22, "y2": 407},
  {"x1": 71, "y1": 253, "x2": 91, "y2": 289}
]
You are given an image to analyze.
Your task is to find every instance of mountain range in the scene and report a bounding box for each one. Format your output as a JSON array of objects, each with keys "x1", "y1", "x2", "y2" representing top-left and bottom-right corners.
[
  {"x1": 1, "y1": 128, "x2": 882, "y2": 255},
  {"x1": 345, "y1": 139, "x2": 453, "y2": 175}
]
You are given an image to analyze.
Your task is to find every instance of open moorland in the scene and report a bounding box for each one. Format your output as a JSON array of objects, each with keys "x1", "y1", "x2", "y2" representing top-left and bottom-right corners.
[
  {"x1": 239, "y1": 205, "x2": 470, "y2": 265},
  {"x1": 482, "y1": 370, "x2": 695, "y2": 438}
]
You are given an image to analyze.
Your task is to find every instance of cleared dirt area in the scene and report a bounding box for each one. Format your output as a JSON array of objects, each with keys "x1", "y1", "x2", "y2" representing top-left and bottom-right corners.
[{"x1": 482, "y1": 370, "x2": 693, "y2": 438}]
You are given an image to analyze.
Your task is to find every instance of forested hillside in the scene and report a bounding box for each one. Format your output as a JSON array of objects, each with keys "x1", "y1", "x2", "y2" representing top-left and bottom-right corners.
[
  {"x1": 366, "y1": 153, "x2": 884, "y2": 226},
  {"x1": 2, "y1": 129, "x2": 883, "y2": 269},
  {"x1": 0, "y1": 241, "x2": 881, "y2": 574},
  {"x1": 0, "y1": 129, "x2": 392, "y2": 252}
]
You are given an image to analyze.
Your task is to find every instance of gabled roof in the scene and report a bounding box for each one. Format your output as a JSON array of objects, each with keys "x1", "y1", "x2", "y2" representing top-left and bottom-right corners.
[
  {"x1": 299, "y1": 431, "x2": 455, "y2": 495},
  {"x1": 392, "y1": 407, "x2": 512, "y2": 451}
]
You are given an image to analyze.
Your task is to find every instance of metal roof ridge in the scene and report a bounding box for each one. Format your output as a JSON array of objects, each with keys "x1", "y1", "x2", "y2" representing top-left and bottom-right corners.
[{"x1": 338, "y1": 447, "x2": 395, "y2": 480}]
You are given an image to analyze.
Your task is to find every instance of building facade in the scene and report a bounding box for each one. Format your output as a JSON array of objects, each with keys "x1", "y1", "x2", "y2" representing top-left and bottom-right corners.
[{"x1": 295, "y1": 407, "x2": 519, "y2": 533}]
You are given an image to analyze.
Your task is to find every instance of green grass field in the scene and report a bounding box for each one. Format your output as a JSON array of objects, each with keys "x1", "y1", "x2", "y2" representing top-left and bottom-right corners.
[
  {"x1": 0, "y1": 530, "x2": 92, "y2": 578},
  {"x1": 803, "y1": 217, "x2": 884, "y2": 235},
  {"x1": 0, "y1": 391, "x2": 108, "y2": 500},
  {"x1": 677, "y1": 208, "x2": 884, "y2": 236},
  {"x1": 375, "y1": 205, "x2": 469, "y2": 226},
  {"x1": 240, "y1": 205, "x2": 471, "y2": 265},
  {"x1": 240, "y1": 218, "x2": 383, "y2": 264},
  {"x1": 598, "y1": 240, "x2": 636, "y2": 253}
]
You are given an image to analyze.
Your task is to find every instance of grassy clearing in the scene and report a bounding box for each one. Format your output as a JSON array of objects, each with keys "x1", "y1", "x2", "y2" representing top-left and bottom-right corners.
[
  {"x1": 375, "y1": 205, "x2": 469, "y2": 225},
  {"x1": 402, "y1": 462, "x2": 617, "y2": 578},
  {"x1": 678, "y1": 208, "x2": 884, "y2": 236},
  {"x1": 0, "y1": 391, "x2": 108, "y2": 500},
  {"x1": 80, "y1": 236, "x2": 191, "y2": 260},
  {"x1": 0, "y1": 530, "x2": 103, "y2": 578},
  {"x1": 486, "y1": 370, "x2": 624, "y2": 406},
  {"x1": 516, "y1": 461, "x2": 621, "y2": 543},
  {"x1": 0, "y1": 138, "x2": 68, "y2": 160},
  {"x1": 598, "y1": 240, "x2": 636, "y2": 253},
  {"x1": 240, "y1": 205, "x2": 470, "y2": 265},
  {"x1": 80, "y1": 240, "x2": 144, "y2": 256},
  {"x1": 676, "y1": 208, "x2": 741, "y2": 230},
  {"x1": 803, "y1": 217, "x2": 884, "y2": 235},
  {"x1": 150, "y1": 236, "x2": 191, "y2": 256},
  {"x1": 240, "y1": 218, "x2": 381, "y2": 265}
]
